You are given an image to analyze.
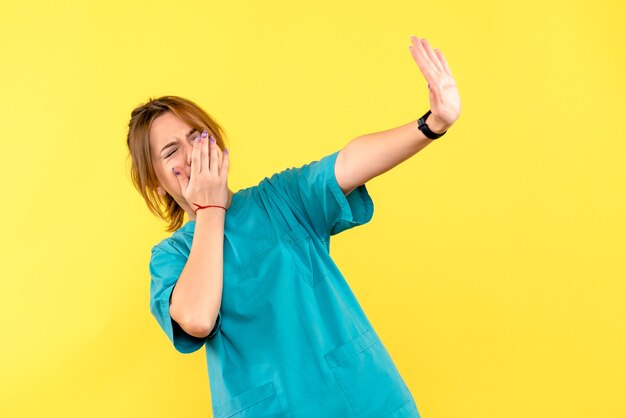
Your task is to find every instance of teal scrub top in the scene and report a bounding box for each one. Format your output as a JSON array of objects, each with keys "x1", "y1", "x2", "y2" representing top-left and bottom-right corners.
[{"x1": 149, "y1": 149, "x2": 421, "y2": 418}]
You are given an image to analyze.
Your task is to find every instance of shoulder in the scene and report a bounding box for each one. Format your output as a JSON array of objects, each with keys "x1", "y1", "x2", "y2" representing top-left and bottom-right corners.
[
  {"x1": 150, "y1": 227, "x2": 191, "y2": 260},
  {"x1": 256, "y1": 150, "x2": 341, "y2": 193}
]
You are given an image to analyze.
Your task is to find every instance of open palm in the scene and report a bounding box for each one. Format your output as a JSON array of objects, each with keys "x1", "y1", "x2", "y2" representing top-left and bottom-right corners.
[{"x1": 409, "y1": 35, "x2": 461, "y2": 128}]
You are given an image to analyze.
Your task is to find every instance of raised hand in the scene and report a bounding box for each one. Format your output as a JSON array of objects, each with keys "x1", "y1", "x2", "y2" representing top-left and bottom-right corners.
[{"x1": 409, "y1": 35, "x2": 461, "y2": 131}]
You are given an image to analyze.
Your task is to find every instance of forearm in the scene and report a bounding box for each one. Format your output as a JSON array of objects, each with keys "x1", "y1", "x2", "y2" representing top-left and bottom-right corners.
[
  {"x1": 170, "y1": 209, "x2": 225, "y2": 337},
  {"x1": 340, "y1": 113, "x2": 451, "y2": 190}
]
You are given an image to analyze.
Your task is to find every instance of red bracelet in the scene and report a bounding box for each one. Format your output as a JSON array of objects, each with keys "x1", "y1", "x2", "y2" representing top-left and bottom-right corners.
[{"x1": 193, "y1": 203, "x2": 227, "y2": 213}]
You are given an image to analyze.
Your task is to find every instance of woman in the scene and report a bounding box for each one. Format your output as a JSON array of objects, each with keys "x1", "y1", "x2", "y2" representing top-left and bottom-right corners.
[{"x1": 126, "y1": 35, "x2": 461, "y2": 418}]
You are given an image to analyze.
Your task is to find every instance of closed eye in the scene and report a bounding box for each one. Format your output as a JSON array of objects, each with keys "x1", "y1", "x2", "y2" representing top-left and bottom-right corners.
[{"x1": 161, "y1": 129, "x2": 197, "y2": 159}]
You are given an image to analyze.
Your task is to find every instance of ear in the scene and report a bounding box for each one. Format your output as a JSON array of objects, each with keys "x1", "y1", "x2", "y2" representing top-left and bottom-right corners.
[{"x1": 157, "y1": 185, "x2": 167, "y2": 196}]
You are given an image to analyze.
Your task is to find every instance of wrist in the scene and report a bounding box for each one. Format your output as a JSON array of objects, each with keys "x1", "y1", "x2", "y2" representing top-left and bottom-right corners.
[
  {"x1": 191, "y1": 206, "x2": 226, "y2": 221},
  {"x1": 425, "y1": 113, "x2": 450, "y2": 134}
]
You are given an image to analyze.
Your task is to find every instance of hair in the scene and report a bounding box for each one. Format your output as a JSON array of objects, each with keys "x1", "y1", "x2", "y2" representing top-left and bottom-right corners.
[{"x1": 126, "y1": 95, "x2": 229, "y2": 233}]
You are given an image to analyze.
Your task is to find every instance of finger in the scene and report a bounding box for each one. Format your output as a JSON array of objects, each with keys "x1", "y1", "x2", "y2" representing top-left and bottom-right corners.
[
  {"x1": 209, "y1": 134, "x2": 218, "y2": 174},
  {"x1": 192, "y1": 133, "x2": 202, "y2": 177},
  {"x1": 419, "y1": 37, "x2": 443, "y2": 72},
  {"x1": 214, "y1": 140, "x2": 223, "y2": 174},
  {"x1": 409, "y1": 36, "x2": 437, "y2": 84},
  {"x1": 201, "y1": 130, "x2": 209, "y2": 173},
  {"x1": 221, "y1": 148, "x2": 230, "y2": 179},
  {"x1": 172, "y1": 166, "x2": 189, "y2": 195},
  {"x1": 411, "y1": 35, "x2": 435, "y2": 69},
  {"x1": 428, "y1": 80, "x2": 443, "y2": 105},
  {"x1": 435, "y1": 48, "x2": 453, "y2": 76}
]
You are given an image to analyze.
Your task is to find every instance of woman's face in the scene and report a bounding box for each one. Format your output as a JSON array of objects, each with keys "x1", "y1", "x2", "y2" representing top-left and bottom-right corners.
[{"x1": 149, "y1": 111, "x2": 203, "y2": 212}]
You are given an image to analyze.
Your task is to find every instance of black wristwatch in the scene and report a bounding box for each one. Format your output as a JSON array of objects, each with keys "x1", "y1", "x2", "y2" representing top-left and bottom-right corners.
[{"x1": 417, "y1": 110, "x2": 447, "y2": 140}]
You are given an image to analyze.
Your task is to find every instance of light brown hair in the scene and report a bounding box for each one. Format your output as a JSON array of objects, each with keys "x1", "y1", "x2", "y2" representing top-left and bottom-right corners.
[{"x1": 126, "y1": 95, "x2": 229, "y2": 232}]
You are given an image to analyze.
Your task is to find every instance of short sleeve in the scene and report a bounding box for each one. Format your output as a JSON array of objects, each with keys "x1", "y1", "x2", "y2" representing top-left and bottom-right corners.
[
  {"x1": 149, "y1": 246, "x2": 221, "y2": 354},
  {"x1": 265, "y1": 149, "x2": 374, "y2": 240}
]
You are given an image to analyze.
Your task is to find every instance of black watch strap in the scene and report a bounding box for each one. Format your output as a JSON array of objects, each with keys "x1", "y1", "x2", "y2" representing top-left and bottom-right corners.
[{"x1": 417, "y1": 110, "x2": 447, "y2": 140}]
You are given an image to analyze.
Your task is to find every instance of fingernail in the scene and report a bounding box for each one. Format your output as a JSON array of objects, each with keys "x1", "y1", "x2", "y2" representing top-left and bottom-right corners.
[
  {"x1": 210, "y1": 135, "x2": 216, "y2": 143},
  {"x1": 172, "y1": 167, "x2": 180, "y2": 175},
  {"x1": 224, "y1": 148, "x2": 229, "y2": 154},
  {"x1": 201, "y1": 130, "x2": 208, "y2": 138},
  {"x1": 196, "y1": 134, "x2": 201, "y2": 142}
]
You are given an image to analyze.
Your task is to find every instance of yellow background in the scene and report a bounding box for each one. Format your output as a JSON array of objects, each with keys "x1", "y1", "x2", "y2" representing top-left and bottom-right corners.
[{"x1": 1, "y1": 0, "x2": 624, "y2": 417}]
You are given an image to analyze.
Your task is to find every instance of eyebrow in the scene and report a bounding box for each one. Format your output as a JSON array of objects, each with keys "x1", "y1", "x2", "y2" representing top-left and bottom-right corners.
[{"x1": 160, "y1": 128, "x2": 196, "y2": 155}]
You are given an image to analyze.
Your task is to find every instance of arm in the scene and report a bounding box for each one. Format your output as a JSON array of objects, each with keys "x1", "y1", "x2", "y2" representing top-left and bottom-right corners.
[
  {"x1": 169, "y1": 209, "x2": 225, "y2": 338},
  {"x1": 335, "y1": 35, "x2": 461, "y2": 195},
  {"x1": 335, "y1": 115, "x2": 448, "y2": 195}
]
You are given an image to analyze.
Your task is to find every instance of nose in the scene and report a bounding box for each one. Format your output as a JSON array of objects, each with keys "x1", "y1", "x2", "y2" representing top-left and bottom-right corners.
[{"x1": 185, "y1": 141, "x2": 193, "y2": 166}]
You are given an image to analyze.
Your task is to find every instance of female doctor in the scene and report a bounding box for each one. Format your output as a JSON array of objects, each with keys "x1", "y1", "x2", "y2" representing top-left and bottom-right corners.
[{"x1": 126, "y1": 35, "x2": 461, "y2": 418}]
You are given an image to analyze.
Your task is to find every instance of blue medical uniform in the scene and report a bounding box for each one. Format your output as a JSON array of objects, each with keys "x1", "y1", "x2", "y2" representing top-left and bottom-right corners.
[{"x1": 149, "y1": 149, "x2": 421, "y2": 418}]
